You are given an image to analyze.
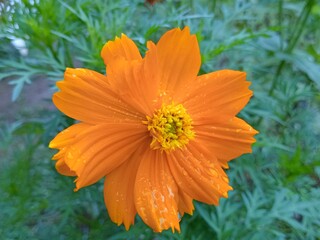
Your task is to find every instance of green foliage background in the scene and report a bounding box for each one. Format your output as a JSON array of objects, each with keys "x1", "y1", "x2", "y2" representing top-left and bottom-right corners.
[{"x1": 1, "y1": 0, "x2": 320, "y2": 239}]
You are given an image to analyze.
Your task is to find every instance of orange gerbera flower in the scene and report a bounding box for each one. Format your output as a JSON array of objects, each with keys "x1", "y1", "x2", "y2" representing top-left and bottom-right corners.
[{"x1": 49, "y1": 27, "x2": 258, "y2": 232}]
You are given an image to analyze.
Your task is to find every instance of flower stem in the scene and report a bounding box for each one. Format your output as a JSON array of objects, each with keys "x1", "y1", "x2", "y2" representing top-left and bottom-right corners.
[
  {"x1": 255, "y1": 0, "x2": 314, "y2": 127},
  {"x1": 268, "y1": 0, "x2": 314, "y2": 97}
]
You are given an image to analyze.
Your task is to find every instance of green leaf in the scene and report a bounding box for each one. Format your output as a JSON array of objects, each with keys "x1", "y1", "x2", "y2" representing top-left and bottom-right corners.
[
  {"x1": 276, "y1": 51, "x2": 320, "y2": 88},
  {"x1": 13, "y1": 121, "x2": 45, "y2": 135}
]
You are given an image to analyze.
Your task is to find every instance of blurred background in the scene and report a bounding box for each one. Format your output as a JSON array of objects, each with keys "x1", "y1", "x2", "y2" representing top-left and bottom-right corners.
[{"x1": 0, "y1": 0, "x2": 320, "y2": 239}]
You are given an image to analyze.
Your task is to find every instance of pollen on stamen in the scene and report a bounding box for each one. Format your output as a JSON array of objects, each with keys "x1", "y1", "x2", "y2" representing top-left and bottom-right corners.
[{"x1": 143, "y1": 102, "x2": 195, "y2": 151}]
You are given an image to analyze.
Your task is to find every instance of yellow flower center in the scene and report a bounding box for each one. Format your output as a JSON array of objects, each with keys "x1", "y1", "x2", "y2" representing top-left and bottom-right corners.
[{"x1": 144, "y1": 103, "x2": 195, "y2": 151}]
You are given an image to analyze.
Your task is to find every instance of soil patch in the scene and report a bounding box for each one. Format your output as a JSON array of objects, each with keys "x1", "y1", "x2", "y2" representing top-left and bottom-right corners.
[{"x1": 0, "y1": 77, "x2": 55, "y2": 122}]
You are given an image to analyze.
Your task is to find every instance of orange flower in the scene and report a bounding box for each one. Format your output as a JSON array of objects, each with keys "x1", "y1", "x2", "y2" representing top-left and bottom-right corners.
[{"x1": 49, "y1": 27, "x2": 258, "y2": 232}]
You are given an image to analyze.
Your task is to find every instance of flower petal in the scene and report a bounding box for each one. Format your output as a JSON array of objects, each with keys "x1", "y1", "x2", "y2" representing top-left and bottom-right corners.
[
  {"x1": 194, "y1": 117, "x2": 258, "y2": 165},
  {"x1": 180, "y1": 70, "x2": 252, "y2": 124},
  {"x1": 49, "y1": 123, "x2": 90, "y2": 176},
  {"x1": 155, "y1": 27, "x2": 201, "y2": 96},
  {"x1": 101, "y1": 33, "x2": 142, "y2": 68},
  {"x1": 168, "y1": 145, "x2": 232, "y2": 205},
  {"x1": 60, "y1": 122, "x2": 148, "y2": 190},
  {"x1": 178, "y1": 191, "x2": 194, "y2": 216},
  {"x1": 55, "y1": 159, "x2": 76, "y2": 176},
  {"x1": 53, "y1": 68, "x2": 144, "y2": 124},
  {"x1": 106, "y1": 42, "x2": 160, "y2": 115},
  {"x1": 134, "y1": 150, "x2": 180, "y2": 232},
  {"x1": 104, "y1": 142, "x2": 149, "y2": 230},
  {"x1": 49, "y1": 122, "x2": 90, "y2": 149}
]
